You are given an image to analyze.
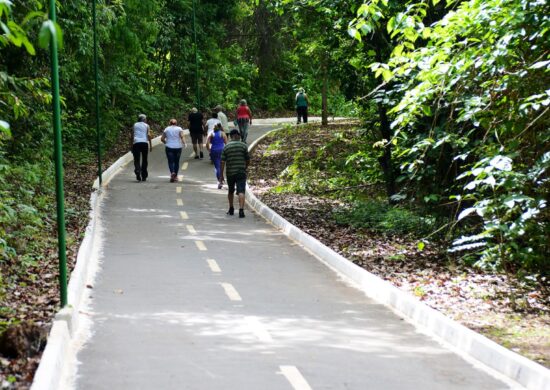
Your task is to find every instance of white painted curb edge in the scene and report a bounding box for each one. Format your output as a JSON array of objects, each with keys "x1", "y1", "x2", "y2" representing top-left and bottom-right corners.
[
  {"x1": 31, "y1": 190, "x2": 101, "y2": 390},
  {"x1": 246, "y1": 130, "x2": 550, "y2": 390},
  {"x1": 32, "y1": 136, "x2": 163, "y2": 390}
]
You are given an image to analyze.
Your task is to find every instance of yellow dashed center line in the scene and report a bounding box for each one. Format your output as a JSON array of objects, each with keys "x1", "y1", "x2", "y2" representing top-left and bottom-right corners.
[
  {"x1": 279, "y1": 366, "x2": 312, "y2": 390},
  {"x1": 176, "y1": 186, "x2": 182, "y2": 194},
  {"x1": 221, "y1": 283, "x2": 242, "y2": 301},
  {"x1": 195, "y1": 240, "x2": 207, "y2": 251},
  {"x1": 182, "y1": 162, "x2": 188, "y2": 170},
  {"x1": 207, "y1": 259, "x2": 221, "y2": 273},
  {"x1": 186, "y1": 225, "x2": 197, "y2": 234},
  {"x1": 178, "y1": 175, "x2": 183, "y2": 182},
  {"x1": 246, "y1": 316, "x2": 273, "y2": 343},
  {"x1": 176, "y1": 199, "x2": 183, "y2": 206},
  {"x1": 180, "y1": 211, "x2": 188, "y2": 220}
]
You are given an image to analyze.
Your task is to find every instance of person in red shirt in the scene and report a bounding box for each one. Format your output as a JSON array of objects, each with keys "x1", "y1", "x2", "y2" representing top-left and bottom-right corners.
[{"x1": 235, "y1": 99, "x2": 252, "y2": 143}]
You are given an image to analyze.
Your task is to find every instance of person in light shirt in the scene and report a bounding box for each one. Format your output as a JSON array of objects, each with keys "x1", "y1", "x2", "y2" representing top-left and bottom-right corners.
[
  {"x1": 130, "y1": 114, "x2": 153, "y2": 182},
  {"x1": 205, "y1": 111, "x2": 221, "y2": 139},
  {"x1": 161, "y1": 118, "x2": 187, "y2": 182},
  {"x1": 215, "y1": 105, "x2": 229, "y2": 133}
]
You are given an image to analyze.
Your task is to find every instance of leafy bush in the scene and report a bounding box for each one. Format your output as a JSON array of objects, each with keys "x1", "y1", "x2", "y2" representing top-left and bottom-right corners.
[
  {"x1": 350, "y1": 0, "x2": 550, "y2": 274},
  {"x1": 272, "y1": 125, "x2": 384, "y2": 196},
  {"x1": 0, "y1": 160, "x2": 55, "y2": 267},
  {"x1": 451, "y1": 153, "x2": 550, "y2": 274},
  {"x1": 334, "y1": 200, "x2": 440, "y2": 237}
]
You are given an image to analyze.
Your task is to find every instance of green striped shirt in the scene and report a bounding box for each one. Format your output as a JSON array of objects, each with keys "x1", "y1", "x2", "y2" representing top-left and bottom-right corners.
[{"x1": 222, "y1": 140, "x2": 250, "y2": 177}]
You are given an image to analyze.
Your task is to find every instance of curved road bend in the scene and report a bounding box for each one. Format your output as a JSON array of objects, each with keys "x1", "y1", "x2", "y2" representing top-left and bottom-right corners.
[{"x1": 74, "y1": 120, "x2": 518, "y2": 389}]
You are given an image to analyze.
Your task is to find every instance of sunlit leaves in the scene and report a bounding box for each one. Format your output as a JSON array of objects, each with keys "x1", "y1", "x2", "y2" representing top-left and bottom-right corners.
[
  {"x1": 0, "y1": 120, "x2": 10, "y2": 139},
  {"x1": 37, "y1": 20, "x2": 62, "y2": 49},
  {"x1": 348, "y1": 0, "x2": 550, "y2": 272}
]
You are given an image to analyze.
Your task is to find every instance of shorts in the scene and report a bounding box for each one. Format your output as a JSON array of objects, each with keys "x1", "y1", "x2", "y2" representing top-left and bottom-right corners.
[
  {"x1": 190, "y1": 132, "x2": 203, "y2": 144},
  {"x1": 227, "y1": 174, "x2": 246, "y2": 194}
]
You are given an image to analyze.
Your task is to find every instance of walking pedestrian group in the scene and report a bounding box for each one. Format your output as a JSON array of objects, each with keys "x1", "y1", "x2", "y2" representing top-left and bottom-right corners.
[{"x1": 130, "y1": 102, "x2": 251, "y2": 218}]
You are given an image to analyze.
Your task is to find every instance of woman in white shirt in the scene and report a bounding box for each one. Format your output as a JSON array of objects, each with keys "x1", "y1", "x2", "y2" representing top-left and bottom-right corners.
[
  {"x1": 215, "y1": 105, "x2": 229, "y2": 132},
  {"x1": 161, "y1": 119, "x2": 187, "y2": 182},
  {"x1": 205, "y1": 112, "x2": 221, "y2": 139}
]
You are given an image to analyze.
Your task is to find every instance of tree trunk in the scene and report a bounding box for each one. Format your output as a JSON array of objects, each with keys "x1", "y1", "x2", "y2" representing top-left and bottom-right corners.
[
  {"x1": 377, "y1": 103, "x2": 396, "y2": 200},
  {"x1": 372, "y1": 33, "x2": 396, "y2": 201},
  {"x1": 322, "y1": 58, "x2": 328, "y2": 126}
]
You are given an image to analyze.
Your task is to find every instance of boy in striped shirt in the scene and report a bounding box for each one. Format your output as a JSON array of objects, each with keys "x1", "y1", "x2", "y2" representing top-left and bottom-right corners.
[{"x1": 221, "y1": 129, "x2": 250, "y2": 218}]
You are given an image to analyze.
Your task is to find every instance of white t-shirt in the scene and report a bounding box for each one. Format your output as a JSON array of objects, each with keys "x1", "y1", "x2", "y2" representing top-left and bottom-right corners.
[
  {"x1": 206, "y1": 118, "x2": 221, "y2": 137},
  {"x1": 217, "y1": 111, "x2": 229, "y2": 131},
  {"x1": 133, "y1": 122, "x2": 150, "y2": 143},
  {"x1": 163, "y1": 126, "x2": 184, "y2": 148}
]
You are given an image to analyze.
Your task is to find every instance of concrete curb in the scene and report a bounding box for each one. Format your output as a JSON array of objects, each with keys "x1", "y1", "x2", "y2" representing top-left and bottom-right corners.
[
  {"x1": 32, "y1": 136, "x2": 164, "y2": 389},
  {"x1": 246, "y1": 130, "x2": 550, "y2": 390},
  {"x1": 31, "y1": 190, "x2": 102, "y2": 390}
]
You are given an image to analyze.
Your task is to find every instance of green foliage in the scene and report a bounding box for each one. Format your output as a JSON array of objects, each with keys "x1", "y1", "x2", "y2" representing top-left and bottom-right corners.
[
  {"x1": 334, "y1": 199, "x2": 440, "y2": 237},
  {"x1": 349, "y1": 0, "x2": 550, "y2": 274},
  {"x1": 0, "y1": 161, "x2": 55, "y2": 267},
  {"x1": 451, "y1": 153, "x2": 549, "y2": 272},
  {"x1": 2, "y1": 0, "x2": 547, "y2": 282},
  {"x1": 270, "y1": 125, "x2": 380, "y2": 196}
]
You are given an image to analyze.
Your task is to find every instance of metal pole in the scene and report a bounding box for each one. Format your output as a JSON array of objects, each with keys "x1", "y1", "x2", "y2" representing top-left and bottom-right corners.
[
  {"x1": 93, "y1": 0, "x2": 102, "y2": 185},
  {"x1": 192, "y1": 0, "x2": 200, "y2": 108},
  {"x1": 48, "y1": 0, "x2": 68, "y2": 307}
]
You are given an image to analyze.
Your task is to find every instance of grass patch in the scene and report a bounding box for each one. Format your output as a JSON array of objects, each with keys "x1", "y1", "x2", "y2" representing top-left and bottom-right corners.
[{"x1": 334, "y1": 199, "x2": 441, "y2": 238}]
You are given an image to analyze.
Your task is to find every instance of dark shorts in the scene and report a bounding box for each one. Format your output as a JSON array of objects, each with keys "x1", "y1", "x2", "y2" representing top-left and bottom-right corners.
[
  {"x1": 190, "y1": 132, "x2": 203, "y2": 144},
  {"x1": 227, "y1": 174, "x2": 246, "y2": 194}
]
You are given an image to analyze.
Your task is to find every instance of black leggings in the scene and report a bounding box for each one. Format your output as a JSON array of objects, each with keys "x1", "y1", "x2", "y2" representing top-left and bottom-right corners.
[
  {"x1": 297, "y1": 106, "x2": 308, "y2": 123},
  {"x1": 132, "y1": 142, "x2": 149, "y2": 179}
]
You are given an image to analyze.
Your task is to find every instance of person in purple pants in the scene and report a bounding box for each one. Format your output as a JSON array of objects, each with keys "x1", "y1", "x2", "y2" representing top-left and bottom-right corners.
[{"x1": 206, "y1": 123, "x2": 228, "y2": 188}]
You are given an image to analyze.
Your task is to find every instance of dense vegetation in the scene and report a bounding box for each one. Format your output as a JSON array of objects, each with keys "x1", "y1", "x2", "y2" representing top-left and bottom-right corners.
[{"x1": 0, "y1": 0, "x2": 548, "y2": 380}]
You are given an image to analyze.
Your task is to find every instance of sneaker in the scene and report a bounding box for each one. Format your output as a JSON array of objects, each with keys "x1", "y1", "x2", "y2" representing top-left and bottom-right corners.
[
  {"x1": 170, "y1": 173, "x2": 176, "y2": 183},
  {"x1": 217, "y1": 182, "x2": 223, "y2": 189},
  {"x1": 227, "y1": 207, "x2": 234, "y2": 216},
  {"x1": 136, "y1": 174, "x2": 141, "y2": 181},
  {"x1": 239, "y1": 209, "x2": 245, "y2": 218},
  {"x1": 194, "y1": 155, "x2": 200, "y2": 159},
  {"x1": 200, "y1": 151, "x2": 204, "y2": 159},
  {"x1": 142, "y1": 177, "x2": 147, "y2": 182}
]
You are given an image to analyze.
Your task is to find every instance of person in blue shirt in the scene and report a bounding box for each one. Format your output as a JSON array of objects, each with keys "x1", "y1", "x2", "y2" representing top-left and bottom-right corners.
[{"x1": 206, "y1": 123, "x2": 228, "y2": 189}]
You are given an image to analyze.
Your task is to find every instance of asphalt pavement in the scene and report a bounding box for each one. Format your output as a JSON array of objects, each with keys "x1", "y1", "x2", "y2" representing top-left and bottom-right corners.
[{"x1": 74, "y1": 121, "x2": 515, "y2": 389}]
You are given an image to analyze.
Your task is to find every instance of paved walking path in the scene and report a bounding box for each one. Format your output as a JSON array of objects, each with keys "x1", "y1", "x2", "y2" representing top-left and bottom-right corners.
[{"x1": 74, "y1": 122, "x2": 516, "y2": 389}]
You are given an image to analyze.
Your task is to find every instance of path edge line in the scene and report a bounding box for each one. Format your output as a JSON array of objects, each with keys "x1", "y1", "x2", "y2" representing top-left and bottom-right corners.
[
  {"x1": 246, "y1": 128, "x2": 550, "y2": 390},
  {"x1": 32, "y1": 136, "x2": 165, "y2": 389}
]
